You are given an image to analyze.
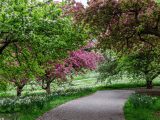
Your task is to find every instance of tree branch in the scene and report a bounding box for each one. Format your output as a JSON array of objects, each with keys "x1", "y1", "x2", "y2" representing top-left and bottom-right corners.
[
  {"x1": 13, "y1": 43, "x2": 22, "y2": 66},
  {"x1": 0, "y1": 39, "x2": 18, "y2": 54},
  {"x1": 138, "y1": 34, "x2": 154, "y2": 47},
  {"x1": 141, "y1": 28, "x2": 160, "y2": 37},
  {"x1": 0, "y1": 40, "x2": 10, "y2": 54}
]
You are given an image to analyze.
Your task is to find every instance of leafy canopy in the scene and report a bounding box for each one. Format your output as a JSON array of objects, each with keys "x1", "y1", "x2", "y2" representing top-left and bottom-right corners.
[{"x1": 0, "y1": 0, "x2": 88, "y2": 89}]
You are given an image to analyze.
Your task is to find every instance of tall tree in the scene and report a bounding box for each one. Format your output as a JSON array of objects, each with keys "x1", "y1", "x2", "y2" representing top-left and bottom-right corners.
[
  {"x1": 118, "y1": 50, "x2": 160, "y2": 89},
  {"x1": 71, "y1": 0, "x2": 160, "y2": 88},
  {"x1": 98, "y1": 50, "x2": 160, "y2": 88},
  {"x1": 72, "y1": 0, "x2": 160, "y2": 52},
  {"x1": 0, "y1": 0, "x2": 88, "y2": 96}
]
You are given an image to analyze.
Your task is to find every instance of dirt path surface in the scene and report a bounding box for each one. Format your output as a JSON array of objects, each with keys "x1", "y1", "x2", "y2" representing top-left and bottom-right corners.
[{"x1": 37, "y1": 90, "x2": 134, "y2": 120}]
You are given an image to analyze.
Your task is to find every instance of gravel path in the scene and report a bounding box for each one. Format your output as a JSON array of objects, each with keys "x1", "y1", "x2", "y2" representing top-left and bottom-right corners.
[{"x1": 37, "y1": 90, "x2": 134, "y2": 120}]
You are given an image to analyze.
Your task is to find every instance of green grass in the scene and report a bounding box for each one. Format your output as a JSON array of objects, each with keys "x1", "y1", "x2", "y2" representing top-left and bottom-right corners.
[
  {"x1": 0, "y1": 72, "x2": 160, "y2": 120},
  {"x1": 1, "y1": 77, "x2": 160, "y2": 98},
  {"x1": 124, "y1": 97, "x2": 160, "y2": 120},
  {"x1": 0, "y1": 89, "x2": 96, "y2": 120},
  {"x1": 96, "y1": 82, "x2": 160, "y2": 90}
]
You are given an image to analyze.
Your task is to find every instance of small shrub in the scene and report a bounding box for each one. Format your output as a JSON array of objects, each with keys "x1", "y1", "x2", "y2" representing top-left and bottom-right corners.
[
  {"x1": 129, "y1": 94, "x2": 157, "y2": 108},
  {"x1": 0, "y1": 81, "x2": 8, "y2": 92}
]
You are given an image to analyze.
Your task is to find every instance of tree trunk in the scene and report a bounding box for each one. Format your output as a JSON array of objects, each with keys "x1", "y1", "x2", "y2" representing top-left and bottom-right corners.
[
  {"x1": 46, "y1": 82, "x2": 51, "y2": 94},
  {"x1": 146, "y1": 81, "x2": 153, "y2": 89},
  {"x1": 17, "y1": 86, "x2": 23, "y2": 96}
]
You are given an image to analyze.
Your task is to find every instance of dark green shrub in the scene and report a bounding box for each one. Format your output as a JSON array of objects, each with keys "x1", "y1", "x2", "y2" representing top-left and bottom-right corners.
[{"x1": 0, "y1": 81, "x2": 8, "y2": 92}]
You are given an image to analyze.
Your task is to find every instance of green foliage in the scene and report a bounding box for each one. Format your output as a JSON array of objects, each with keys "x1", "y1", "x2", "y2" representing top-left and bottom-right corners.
[
  {"x1": 128, "y1": 94, "x2": 157, "y2": 108},
  {"x1": 0, "y1": 0, "x2": 88, "y2": 96},
  {"x1": 97, "y1": 60, "x2": 120, "y2": 83},
  {"x1": 97, "y1": 50, "x2": 121, "y2": 83},
  {"x1": 0, "y1": 80, "x2": 7, "y2": 92},
  {"x1": 157, "y1": 0, "x2": 160, "y2": 3},
  {"x1": 118, "y1": 51, "x2": 160, "y2": 85},
  {"x1": 98, "y1": 50, "x2": 160, "y2": 88}
]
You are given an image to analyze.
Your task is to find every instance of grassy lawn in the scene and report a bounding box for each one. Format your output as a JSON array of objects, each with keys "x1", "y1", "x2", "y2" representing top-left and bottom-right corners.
[
  {"x1": 124, "y1": 96, "x2": 160, "y2": 120},
  {"x1": 1, "y1": 71, "x2": 159, "y2": 97}
]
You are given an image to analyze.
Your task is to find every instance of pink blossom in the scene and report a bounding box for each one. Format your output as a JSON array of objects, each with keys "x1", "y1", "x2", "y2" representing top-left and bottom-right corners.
[{"x1": 45, "y1": 43, "x2": 104, "y2": 81}]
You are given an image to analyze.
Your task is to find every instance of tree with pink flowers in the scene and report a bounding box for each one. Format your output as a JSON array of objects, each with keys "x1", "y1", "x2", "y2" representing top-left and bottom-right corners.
[
  {"x1": 39, "y1": 42, "x2": 104, "y2": 94},
  {"x1": 70, "y1": 0, "x2": 160, "y2": 89}
]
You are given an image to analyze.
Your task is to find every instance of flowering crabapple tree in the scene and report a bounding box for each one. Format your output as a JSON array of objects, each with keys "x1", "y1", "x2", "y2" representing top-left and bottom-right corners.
[
  {"x1": 39, "y1": 43, "x2": 104, "y2": 94},
  {"x1": 69, "y1": 0, "x2": 160, "y2": 89},
  {"x1": 71, "y1": 0, "x2": 160, "y2": 48},
  {"x1": 0, "y1": 0, "x2": 88, "y2": 96}
]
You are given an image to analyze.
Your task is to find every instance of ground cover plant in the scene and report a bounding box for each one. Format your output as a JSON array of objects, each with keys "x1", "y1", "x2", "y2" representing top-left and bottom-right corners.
[
  {"x1": 0, "y1": 87, "x2": 95, "y2": 120},
  {"x1": 124, "y1": 94, "x2": 160, "y2": 120}
]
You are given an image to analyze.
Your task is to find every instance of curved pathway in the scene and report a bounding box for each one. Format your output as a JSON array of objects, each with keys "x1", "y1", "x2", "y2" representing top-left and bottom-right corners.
[{"x1": 37, "y1": 90, "x2": 134, "y2": 120}]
